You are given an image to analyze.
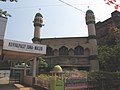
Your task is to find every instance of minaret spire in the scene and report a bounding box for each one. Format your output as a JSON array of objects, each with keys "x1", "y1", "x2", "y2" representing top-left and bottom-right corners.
[{"x1": 32, "y1": 11, "x2": 43, "y2": 44}]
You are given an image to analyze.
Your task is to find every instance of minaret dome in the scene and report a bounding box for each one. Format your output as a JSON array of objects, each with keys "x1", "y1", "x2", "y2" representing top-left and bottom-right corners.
[
  {"x1": 32, "y1": 12, "x2": 44, "y2": 44},
  {"x1": 85, "y1": 10, "x2": 95, "y2": 25},
  {"x1": 33, "y1": 12, "x2": 43, "y2": 27}
]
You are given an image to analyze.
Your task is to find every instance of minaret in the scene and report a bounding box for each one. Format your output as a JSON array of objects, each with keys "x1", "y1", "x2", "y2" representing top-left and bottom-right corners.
[
  {"x1": 85, "y1": 10, "x2": 99, "y2": 71},
  {"x1": 32, "y1": 12, "x2": 43, "y2": 44},
  {"x1": 31, "y1": 12, "x2": 44, "y2": 77}
]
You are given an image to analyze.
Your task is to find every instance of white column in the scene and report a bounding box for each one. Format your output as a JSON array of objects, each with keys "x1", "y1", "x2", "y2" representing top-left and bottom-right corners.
[{"x1": 33, "y1": 58, "x2": 37, "y2": 77}]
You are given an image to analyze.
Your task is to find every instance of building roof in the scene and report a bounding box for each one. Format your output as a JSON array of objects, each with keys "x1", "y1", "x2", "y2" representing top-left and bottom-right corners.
[{"x1": 41, "y1": 36, "x2": 88, "y2": 40}]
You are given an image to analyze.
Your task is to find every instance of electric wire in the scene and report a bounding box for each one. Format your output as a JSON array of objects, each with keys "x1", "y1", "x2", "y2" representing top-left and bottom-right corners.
[
  {"x1": 58, "y1": 0, "x2": 101, "y2": 21},
  {"x1": 1, "y1": 0, "x2": 103, "y2": 21},
  {"x1": 58, "y1": 0, "x2": 85, "y2": 13}
]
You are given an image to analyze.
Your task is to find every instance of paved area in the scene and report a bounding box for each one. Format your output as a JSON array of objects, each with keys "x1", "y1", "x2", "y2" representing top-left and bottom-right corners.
[
  {"x1": 0, "y1": 84, "x2": 19, "y2": 90},
  {"x1": 0, "y1": 77, "x2": 9, "y2": 84},
  {"x1": 0, "y1": 83, "x2": 36, "y2": 90},
  {"x1": 0, "y1": 77, "x2": 35, "y2": 90}
]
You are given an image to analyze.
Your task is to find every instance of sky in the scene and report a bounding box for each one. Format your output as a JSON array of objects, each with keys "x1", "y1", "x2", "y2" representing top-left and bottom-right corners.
[{"x1": 0, "y1": 0, "x2": 118, "y2": 43}]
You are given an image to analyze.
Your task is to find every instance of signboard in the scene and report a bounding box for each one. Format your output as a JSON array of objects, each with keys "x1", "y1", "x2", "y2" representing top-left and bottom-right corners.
[
  {"x1": 0, "y1": 16, "x2": 7, "y2": 40},
  {"x1": 65, "y1": 71, "x2": 87, "y2": 89},
  {"x1": 3, "y1": 39, "x2": 46, "y2": 54},
  {"x1": 65, "y1": 77, "x2": 87, "y2": 89}
]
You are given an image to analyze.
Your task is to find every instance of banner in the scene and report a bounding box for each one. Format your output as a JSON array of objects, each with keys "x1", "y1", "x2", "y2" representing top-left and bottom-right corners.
[{"x1": 3, "y1": 39, "x2": 46, "y2": 54}]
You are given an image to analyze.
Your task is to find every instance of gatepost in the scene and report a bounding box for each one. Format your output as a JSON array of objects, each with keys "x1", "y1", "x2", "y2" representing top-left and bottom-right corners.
[{"x1": 50, "y1": 71, "x2": 65, "y2": 90}]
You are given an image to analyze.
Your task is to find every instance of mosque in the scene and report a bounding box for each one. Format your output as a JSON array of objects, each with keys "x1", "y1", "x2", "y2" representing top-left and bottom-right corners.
[
  {"x1": 1, "y1": 9, "x2": 120, "y2": 85},
  {"x1": 32, "y1": 9, "x2": 99, "y2": 71},
  {"x1": 0, "y1": 10, "x2": 100, "y2": 79}
]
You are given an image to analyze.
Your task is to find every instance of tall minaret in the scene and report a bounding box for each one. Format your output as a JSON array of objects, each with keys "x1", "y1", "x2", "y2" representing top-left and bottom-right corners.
[
  {"x1": 85, "y1": 10, "x2": 99, "y2": 71},
  {"x1": 31, "y1": 12, "x2": 44, "y2": 77},
  {"x1": 32, "y1": 12, "x2": 43, "y2": 44}
]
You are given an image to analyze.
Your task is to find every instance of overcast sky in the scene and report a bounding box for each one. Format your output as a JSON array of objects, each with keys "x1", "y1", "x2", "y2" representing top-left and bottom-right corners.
[{"x1": 0, "y1": 0, "x2": 117, "y2": 43}]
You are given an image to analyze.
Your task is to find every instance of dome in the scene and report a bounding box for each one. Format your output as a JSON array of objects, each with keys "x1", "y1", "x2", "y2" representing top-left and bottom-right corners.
[
  {"x1": 86, "y1": 10, "x2": 94, "y2": 14},
  {"x1": 85, "y1": 9, "x2": 95, "y2": 25},
  {"x1": 53, "y1": 65, "x2": 63, "y2": 72},
  {"x1": 35, "y1": 13, "x2": 43, "y2": 18}
]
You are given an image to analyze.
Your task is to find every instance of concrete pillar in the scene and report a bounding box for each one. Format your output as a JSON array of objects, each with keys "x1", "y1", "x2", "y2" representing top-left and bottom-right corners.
[
  {"x1": 0, "y1": 40, "x2": 3, "y2": 60},
  {"x1": 90, "y1": 59, "x2": 99, "y2": 71},
  {"x1": 33, "y1": 58, "x2": 37, "y2": 77}
]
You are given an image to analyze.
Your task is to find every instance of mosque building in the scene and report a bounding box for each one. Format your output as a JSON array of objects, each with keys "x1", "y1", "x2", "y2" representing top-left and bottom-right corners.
[
  {"x1": 96, "y1": 10, "x2": 120, "y2": 45},
  {"x1": 32, "y1": 9, "x2": 99, "y2": 71}
]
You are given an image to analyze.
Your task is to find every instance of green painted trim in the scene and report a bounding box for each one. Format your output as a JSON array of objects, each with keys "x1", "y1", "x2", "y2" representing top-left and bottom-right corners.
[
  {"x1": 89, "y1": 55, "x2": 98, "y2": 60},
  {"x1": 86, "y1": 21, "x2": 95, "y2": 25},
  {"x1": 32, "y1": 37, "x2": 41, "y2": 43},
  {"x1": 88, "y1": 35, "x2": 96, "y2": 39},
  {"x1": 34, "y1": 23, "x2": 43, "y2": 27}
]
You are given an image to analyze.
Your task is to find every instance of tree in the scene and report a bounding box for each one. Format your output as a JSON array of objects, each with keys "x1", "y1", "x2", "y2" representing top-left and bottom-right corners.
[
  {"x1": 37, "y1": 57, "x2": 48, "y2": 68},
  {"x1": 0, "y1": 9, "x2": 11, "y2": 17},
  {"x1": 0, "y1": 0, "x2": 17, "y2": 2},
  {"x1": 97, "y1": 24, "x2": 120, "y2": 46},
  {"x1": 98, "y1": 43, "x2": 120, "y2": 72},
  {"x1": 37, "y1": 57, "x2": 49, "y2": 72},
  {"x1": 0, "y1": 0, "x2": 17, "y2": 17}
]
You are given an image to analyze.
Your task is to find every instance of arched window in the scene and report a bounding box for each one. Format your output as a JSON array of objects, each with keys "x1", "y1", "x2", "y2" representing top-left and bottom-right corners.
[
  {"x1": 85, "y1": 48, "x2": 90, "y2": 56},
  {"x1": 74, "y1": 45, "x2": 84, "y2": 55},
  {"x1": 59, "y1": 46, "x2": 69, "y2": 55},
  {"x1": 46, "y1": 46, "x2": 53, "y2": 56}
]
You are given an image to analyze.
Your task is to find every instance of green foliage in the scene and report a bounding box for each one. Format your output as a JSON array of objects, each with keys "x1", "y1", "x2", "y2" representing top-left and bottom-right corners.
[
  {"x1": 0, "y1": 0, "x2": 17, "y2": 2},
  {"x1": 87, "y1": 71, "x2": 120, "y2": 89},
  {"x1": 0, "y1": 0, "x2": 17, "y2": 17},
  {"x1": 15, "y1": 63, "x2": 29, "y2": 68},
  {"x1": 98, "y1": 43, "x2": 120, "y2": 72},
  {"x1": 0, "y1": 9, "x2": 11, "y2": 17},
  {"x1": 88, "y1": 35, "x2": 96, "y2": 39},
  {"x1": 88, "y1": 71, "x2": 120, "y2": 81},
  {"x1": 37, "y1": 57, "x2": 48, "y2": 68}
]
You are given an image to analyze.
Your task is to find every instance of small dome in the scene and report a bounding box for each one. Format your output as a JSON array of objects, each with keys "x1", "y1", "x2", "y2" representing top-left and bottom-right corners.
[
  {"x1": 35, "y1": 13, "x2": 43, "y2": 18},
  {"x1": 53, "y1": 65, "x2": 63, "y2": 72},
  {"x1": 86, "y1": 10, "x2": 94, "y2": 14}
]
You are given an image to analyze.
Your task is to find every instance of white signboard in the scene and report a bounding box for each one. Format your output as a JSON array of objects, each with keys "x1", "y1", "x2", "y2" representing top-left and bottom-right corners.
[
  {"x1": 0, "y1": 16, "x2": 7, "y2": 40},
  {"x1": 3, "y1": 39, "x2": 46, "y2": 54}
]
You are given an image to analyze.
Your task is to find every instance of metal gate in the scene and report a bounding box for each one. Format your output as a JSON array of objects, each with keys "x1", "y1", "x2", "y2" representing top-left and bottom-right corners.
[{"x1": 9, "y1": 68, "x2": 20, "y2": 83}]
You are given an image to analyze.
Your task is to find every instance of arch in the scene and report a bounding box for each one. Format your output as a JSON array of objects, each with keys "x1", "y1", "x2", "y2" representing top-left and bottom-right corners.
[
  {"x1": 59, "y1": 46, "x2": 69, "y2": 55},
  {"x1": 69, "y1": 48, "x2": 74, "y2": 56},
  {"x1": 85, "y1": 48, "x2": 90, "y2": 56},
  {"x1": 74, "y1": 45, "x2": 84, "y2": 55},
  {"x1": 53, "y1": 49, "x2": 59, "y2": 56},
  {"x1": 46, "y1": 46, "x2": 53, "y2": 56}
]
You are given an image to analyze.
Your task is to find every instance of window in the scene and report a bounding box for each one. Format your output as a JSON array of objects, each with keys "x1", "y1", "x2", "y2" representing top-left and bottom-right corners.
[
  {"x1": 59, "y1": 46, "x2": 69, "y2": 55},
  {"x1": 74, "y1": 45, "x2": 84, "y2": 55},
  {"x1": 46, "y1": 46, "x2": 53, "y2": 56}
]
